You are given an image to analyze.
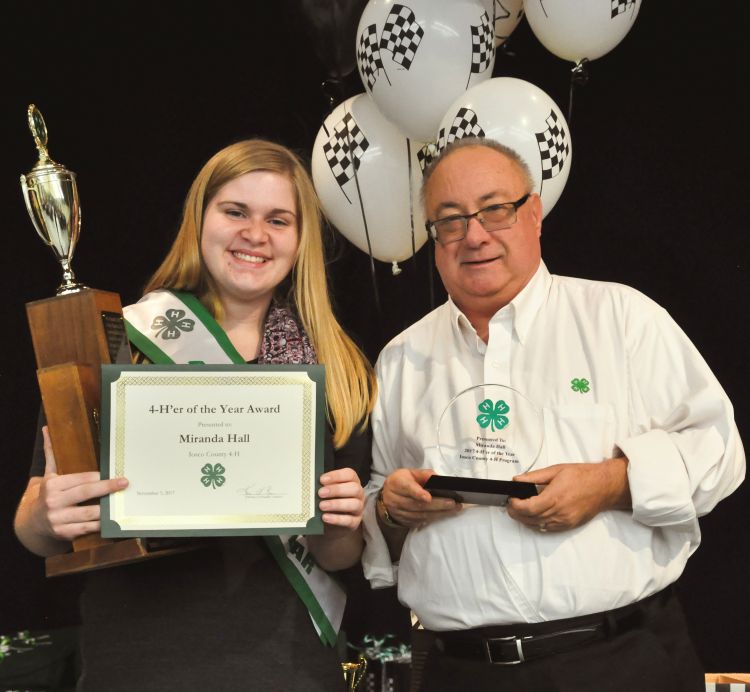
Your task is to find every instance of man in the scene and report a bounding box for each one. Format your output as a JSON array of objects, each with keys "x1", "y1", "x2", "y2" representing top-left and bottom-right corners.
[{"x1": 361, "y1": 138, "x2": 745, "y2": 691}]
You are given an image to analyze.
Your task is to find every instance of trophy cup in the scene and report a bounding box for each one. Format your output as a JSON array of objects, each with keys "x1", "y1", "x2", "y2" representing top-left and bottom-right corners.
[
  {"x1": 425, "y1": 384, "x2": 544, "y2": 505},
  {"x1": 21, "y1": 105, "x2": 186, "y2": 576},
  {"x1": 20, "y1": 105, "x2": 85, "y2": 296}
]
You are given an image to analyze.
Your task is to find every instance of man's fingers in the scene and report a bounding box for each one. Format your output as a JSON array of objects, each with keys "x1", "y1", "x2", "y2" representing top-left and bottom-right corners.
[
  {"x1": 388, "y1": 491, "x2": 462, "y2": 526},
  {"x1": 396, "y1": 505, "x2": 460, "y2": 528},
  {"x1": 506, "y1": 504, "x2": 555, "y2": 531},
  {"x1": 386, "y1": 468, "x2": 434, "y2": 503},
  {"x1": 380, "y1": 469, "x2": 461, "y2": 528},
  {"x1": 422, "y1": 497, "x2": 460, "y2": 513},
  {"x1": 514, "y1": 464, "x2": 563, "y2": 485},
  {"x1": 507, "y1": 492, "x2": 555, "y2": 519},
  {"x1": 388, "y1": 491, "x2": 458, "y2": 514},
  {"x1": 410, "y1": 468, "x2": 437, "y2": 486}
]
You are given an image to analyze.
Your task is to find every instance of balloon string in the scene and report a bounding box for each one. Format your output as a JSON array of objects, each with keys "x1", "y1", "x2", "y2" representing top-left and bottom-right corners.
[
  {"x1": 345, "y1": 105, "x2": 382, "y2": 317},
  {"x1": 567, "y1": 79, "x2": 574, "y2": 127},
  {"x1": 406, "y1": 139, "x2": 417, "y2": 262},
  {"x1": 568, "y1": 58, "x2": 590, "y2": 127}
]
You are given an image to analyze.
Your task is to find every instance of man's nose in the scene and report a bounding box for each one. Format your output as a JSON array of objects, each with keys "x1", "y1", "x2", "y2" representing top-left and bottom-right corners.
[{"x1": 463, "y1": 215, "x2": 490, "y2": 245}]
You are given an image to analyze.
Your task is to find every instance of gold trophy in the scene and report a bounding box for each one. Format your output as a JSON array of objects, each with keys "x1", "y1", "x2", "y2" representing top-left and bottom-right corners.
[
  {"x1": 341, "y1": 656, "x2": 367, "y2": 691},
  {"x1": 20, "y1": 105, "x2": 84, "y2": 295},
  {"x1": 21, "y1": 105, "x2": 188, "y2": 576}
]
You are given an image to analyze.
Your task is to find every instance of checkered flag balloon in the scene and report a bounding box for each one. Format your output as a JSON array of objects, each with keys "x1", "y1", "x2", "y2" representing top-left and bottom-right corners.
[
  {"x1": 470, "y1": 11, "x2": 495, "y2": 74},
  {"x1": 379, "y1": 4, "x2": 424, "y2": 70},
  {"x1": 358, "y1": 23, "x2": 387, "y2": 90},
  {"x1": 436, "y1": 108, "x2": 486, "y2": 152},
  {"x1": 322, "y1": 113, "x2": 370, "y2": 190},
  {"x1": 611, "y1": 0, "x2": 636, "y2": 18},
  {"x1": 535, "y1": 109, "x2": 569, "y2": 181},
  {"x1": 417, "y1": 143, "x2": 439, "y2": 176}
]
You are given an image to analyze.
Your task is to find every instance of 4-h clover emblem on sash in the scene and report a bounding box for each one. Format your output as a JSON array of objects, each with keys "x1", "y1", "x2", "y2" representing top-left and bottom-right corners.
[
  {"x1": 200, "y1": 463, "x2": 226, "y2": 489},
  {"x1": 151, "y1": 308, "x2": 195, "y2": 340},
  {"x1": 570, "y1": 378, "x2": 591, "y2": 394}
]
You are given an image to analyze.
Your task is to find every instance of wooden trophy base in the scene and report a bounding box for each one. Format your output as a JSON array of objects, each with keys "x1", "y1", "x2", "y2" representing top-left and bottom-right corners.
[
  {"x1": 46, "y1": 537, "x2": 199, "y2": 578},
  {"x1": 27, "y1": 289, "x2": 131, "y2": 375},
  {"x1": 27, "y1": 289, "x2": 196, "y2": 577}
]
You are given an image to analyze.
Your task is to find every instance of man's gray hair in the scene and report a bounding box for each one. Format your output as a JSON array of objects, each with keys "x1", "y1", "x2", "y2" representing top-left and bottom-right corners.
[{"x1": 421, "y1": 137, "x2": 535, "y2": 203}]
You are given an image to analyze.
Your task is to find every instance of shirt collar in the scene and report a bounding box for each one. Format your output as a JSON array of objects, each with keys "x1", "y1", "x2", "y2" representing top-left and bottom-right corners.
[{"x1": 447, "y1": 261, "x2": 551, "y2": 348}]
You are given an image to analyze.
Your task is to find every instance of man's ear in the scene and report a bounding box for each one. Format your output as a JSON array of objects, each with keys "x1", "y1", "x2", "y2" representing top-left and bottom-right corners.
[{"x1": 529, "y1": 193, "x2": 543, "y2": 237}]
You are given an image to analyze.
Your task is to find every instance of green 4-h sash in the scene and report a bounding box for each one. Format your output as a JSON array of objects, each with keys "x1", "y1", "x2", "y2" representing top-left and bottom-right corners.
[{"x1": 123, "y1": 289, "x2": 345, "y2": 646}]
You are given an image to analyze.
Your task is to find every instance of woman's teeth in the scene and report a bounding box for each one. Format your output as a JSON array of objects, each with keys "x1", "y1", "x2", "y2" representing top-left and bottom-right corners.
[{"x1": 233, "y1": 251, "x2": 267, "y2": 263}]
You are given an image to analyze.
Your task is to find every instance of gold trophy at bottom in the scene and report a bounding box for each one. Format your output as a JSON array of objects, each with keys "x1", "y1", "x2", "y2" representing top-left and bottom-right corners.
[
  {"x1": 20, "y1": 104, "x2": 189, "y2": 576},
  {"x1": 342, "y1": 655, "x2": 367, "y2": 691}
]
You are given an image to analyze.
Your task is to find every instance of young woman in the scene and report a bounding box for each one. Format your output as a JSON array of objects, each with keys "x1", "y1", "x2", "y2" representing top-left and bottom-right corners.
[{"x1": 15, "y1": 139, "x2": 376, "y2": 690}]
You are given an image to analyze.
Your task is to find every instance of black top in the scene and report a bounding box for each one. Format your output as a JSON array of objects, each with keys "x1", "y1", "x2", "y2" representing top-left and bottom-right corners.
[{"x1": 30, "y1": 415, "x2": 373, "y2": 691}]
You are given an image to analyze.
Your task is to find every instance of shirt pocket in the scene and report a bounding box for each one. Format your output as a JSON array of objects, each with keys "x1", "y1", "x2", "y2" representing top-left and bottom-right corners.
[{"x1": 542, "y1": 403, "x2": 616, "y2": 466}]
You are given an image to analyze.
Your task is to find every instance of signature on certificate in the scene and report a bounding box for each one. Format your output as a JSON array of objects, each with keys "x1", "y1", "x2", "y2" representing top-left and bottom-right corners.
[{"x1": 237, "y1": 484, "x2": 286, "y2": 499}]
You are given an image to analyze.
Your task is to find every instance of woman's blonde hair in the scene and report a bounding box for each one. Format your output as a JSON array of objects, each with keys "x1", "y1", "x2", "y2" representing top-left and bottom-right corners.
[{"x1": 145, "y1": 139, "x2": 375, "y2": 447}]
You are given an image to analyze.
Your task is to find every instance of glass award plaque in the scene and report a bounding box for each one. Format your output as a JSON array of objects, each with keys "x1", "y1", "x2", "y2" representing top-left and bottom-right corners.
[{"x1": 432, "y1": 384, "x2": 544, "y2": 505}]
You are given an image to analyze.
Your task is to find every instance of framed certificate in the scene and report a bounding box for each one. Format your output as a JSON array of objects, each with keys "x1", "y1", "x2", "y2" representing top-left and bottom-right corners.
[{"x1": 99, "y1": 364, "x2": 325, "y2": 537}]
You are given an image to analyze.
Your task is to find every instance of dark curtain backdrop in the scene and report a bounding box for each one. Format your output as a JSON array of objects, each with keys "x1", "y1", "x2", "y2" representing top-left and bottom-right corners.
[{"x1": 1, "y1": 0, "x2": 747, "y2": 672}]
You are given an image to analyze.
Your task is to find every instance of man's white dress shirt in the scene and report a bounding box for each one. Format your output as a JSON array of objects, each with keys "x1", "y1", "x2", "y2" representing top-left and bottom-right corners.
[{"x1": 362, "y1": 262, "x2": 744, "y2": 631}]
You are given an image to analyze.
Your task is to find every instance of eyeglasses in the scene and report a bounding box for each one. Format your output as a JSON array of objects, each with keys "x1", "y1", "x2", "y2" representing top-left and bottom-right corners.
[{"x1": 425, "y1": 193, "x2": 531, "y2": 245}]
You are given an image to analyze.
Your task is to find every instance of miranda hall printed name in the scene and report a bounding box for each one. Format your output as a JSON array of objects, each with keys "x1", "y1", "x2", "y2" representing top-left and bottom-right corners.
[{"x1": 147, "y1": 402, "x2": 281, "y2": 443}]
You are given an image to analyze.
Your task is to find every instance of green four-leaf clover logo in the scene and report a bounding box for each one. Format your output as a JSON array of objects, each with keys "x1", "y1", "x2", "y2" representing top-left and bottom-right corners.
[
  {"x1": 151, "y1": 308, "x2": 195, "y2": 340},
  {"x1": 200, "y1": 463, "x2": 226, "y2": 489},
  {"x1": 570, "y1": 378, "x2": 590, "y2": 394},
  {"x1": 476, "y1": 399, "x2": 510, "y2": 432}
]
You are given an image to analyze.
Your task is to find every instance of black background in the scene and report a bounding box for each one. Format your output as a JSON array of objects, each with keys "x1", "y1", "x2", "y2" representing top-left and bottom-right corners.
[{"x1": 1, "y1": 0, "x2": 747, "y2": 672}]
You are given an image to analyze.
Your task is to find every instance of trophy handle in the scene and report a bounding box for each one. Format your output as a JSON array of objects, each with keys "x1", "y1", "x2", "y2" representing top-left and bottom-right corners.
[
  {"x1": 65, "y1": 204, "x2": 82, "y2": 265},
  {"x1": 20, "y1": 174, "x2": 53, "y2": 247},
  {"x1": 28, "y1": 104, "x2": 51, "y2": 163}
]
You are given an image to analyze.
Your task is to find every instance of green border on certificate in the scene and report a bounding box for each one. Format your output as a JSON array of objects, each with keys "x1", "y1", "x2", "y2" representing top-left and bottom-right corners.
[{"x1": 100, "y1": 364, "x2": 325, "y2": 537}]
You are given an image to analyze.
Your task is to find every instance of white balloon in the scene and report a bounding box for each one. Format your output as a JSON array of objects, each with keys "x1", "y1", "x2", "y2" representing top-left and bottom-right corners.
[
  {"x1": 436, "y1": 77, "x2": 572, "y2": 216},
  {"x1": 312, "y1": 94, "x2": 429, "y2": 264},
  {"x1": 356, "y1": 0, "x2": 496, "y2": 142},
  {"x1": 523, "y1": 0, "x2": 641, "y2": 63},
  {"x1": 482, "y1": 0, "x2": 524, "y2": 47}
]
